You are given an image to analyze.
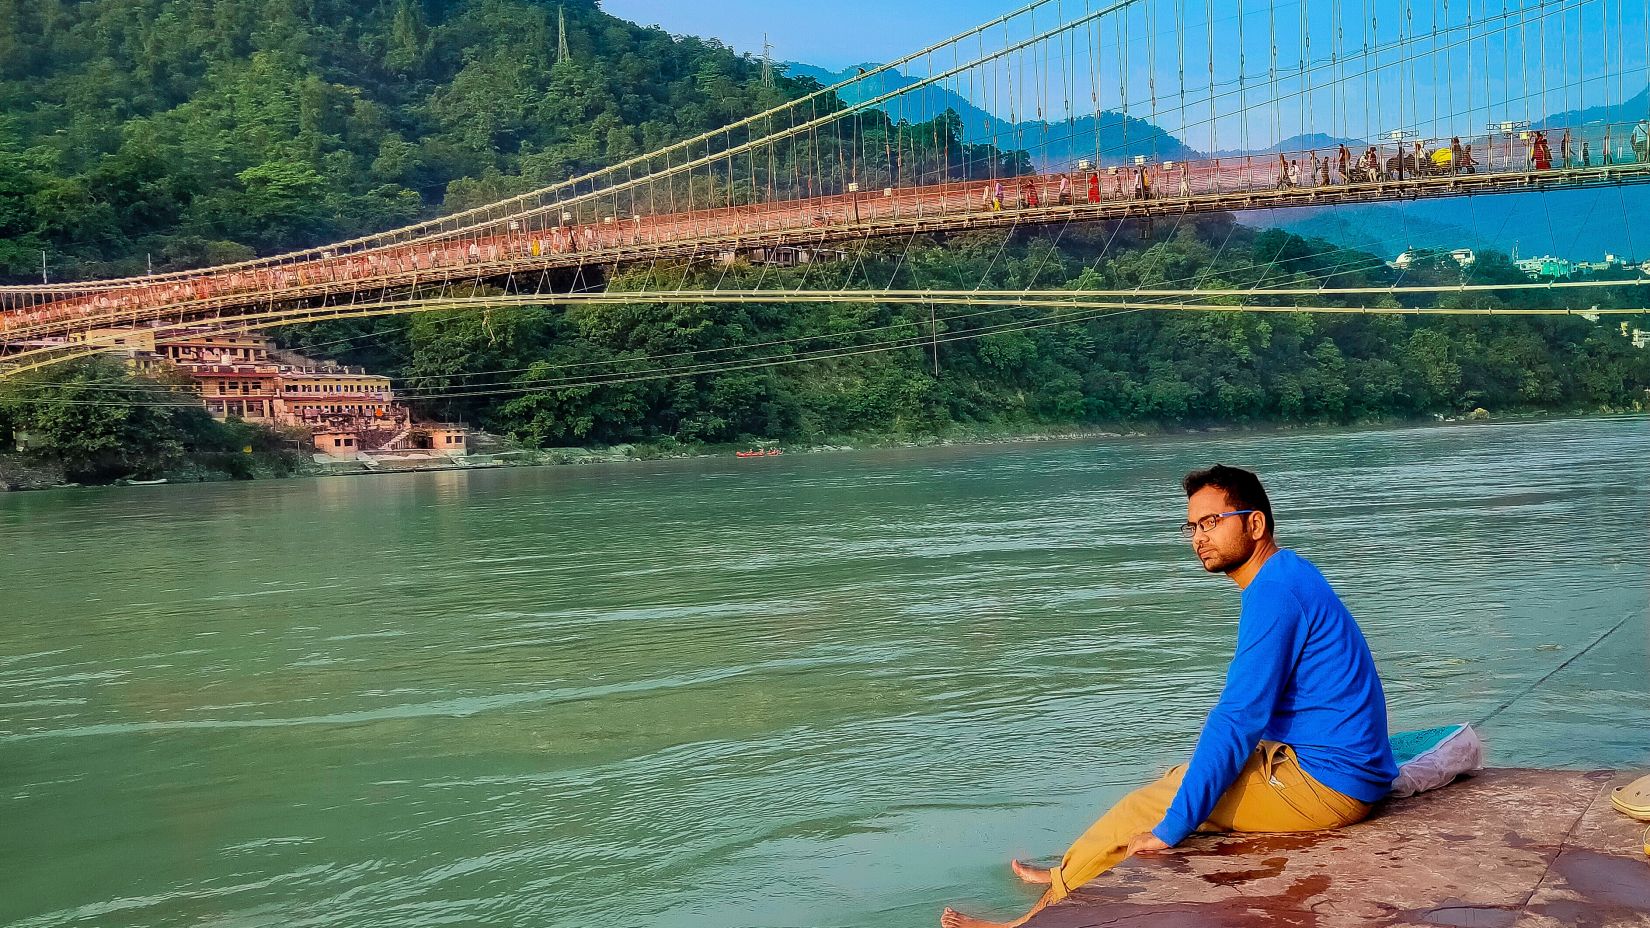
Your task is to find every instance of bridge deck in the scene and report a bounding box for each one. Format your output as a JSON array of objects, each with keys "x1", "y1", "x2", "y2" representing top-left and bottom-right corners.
[
  {"x1": 6, "y1": 160, "x2": 1650, "y2": 347},
  {"x1": 1023, "y1": 769, "x2": 1650, "y2": 928}
]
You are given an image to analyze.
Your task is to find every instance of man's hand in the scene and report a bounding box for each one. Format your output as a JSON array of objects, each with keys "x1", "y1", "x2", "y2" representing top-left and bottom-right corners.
[{"x1": 1126, "y1": 832, "x2": 1171, "y2": 857}]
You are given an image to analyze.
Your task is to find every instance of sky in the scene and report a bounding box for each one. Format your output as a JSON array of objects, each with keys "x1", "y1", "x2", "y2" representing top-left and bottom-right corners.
[
  {"x1": 600, "y1": 0, "x2": 1649, "y2": 147},
  {"x1": 599, "y1": 0, "x2": 1018, "y2": 70}
]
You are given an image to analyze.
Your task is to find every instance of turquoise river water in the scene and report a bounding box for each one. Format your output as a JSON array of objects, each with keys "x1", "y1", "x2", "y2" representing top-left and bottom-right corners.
[{"x1": 2, "y1": 416, "x2": 1647, "y2": 928}]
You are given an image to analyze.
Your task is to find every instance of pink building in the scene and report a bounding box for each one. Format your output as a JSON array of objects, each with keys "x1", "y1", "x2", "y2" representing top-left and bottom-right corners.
[{"x1": 129, "y1": 332, "x2": 467, "y2": 456}]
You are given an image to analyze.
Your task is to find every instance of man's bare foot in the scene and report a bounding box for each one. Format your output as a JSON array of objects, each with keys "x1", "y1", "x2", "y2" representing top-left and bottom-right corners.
[
  {"x1": 940, "y1": 907, "x2": 1013, "y2": 928},
  {"x1": 1009, "y1": 860, "x2": 1052, "y2": 884}
]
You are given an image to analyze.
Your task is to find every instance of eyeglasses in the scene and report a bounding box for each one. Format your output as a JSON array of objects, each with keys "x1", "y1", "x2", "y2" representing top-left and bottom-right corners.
[{"x1": 1178, "y1": 510, "x2": 1256, "y2": 539}]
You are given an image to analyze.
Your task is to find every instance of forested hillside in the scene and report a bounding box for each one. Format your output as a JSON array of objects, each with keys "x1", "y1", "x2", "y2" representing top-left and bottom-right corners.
[
  {"x1": 0, "y1": 0, "x2": 803, "y2": 281},
  {"x1": 1, "y1": 0, "x2": 1646, "y2": 481},
  {"x1": 270, "y1": 222, "x2": 1650, "y2": 447}
]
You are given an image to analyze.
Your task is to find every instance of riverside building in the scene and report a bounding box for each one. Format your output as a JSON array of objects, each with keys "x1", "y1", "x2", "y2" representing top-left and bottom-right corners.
[{"x1": 92, "y1": 330, "x2": 466, "y2": 457}]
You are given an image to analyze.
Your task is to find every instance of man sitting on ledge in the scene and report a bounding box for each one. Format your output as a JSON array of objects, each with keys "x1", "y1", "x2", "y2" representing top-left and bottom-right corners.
[{"x1": 943, "y1": 464, "x2": 1399, "y2": 928}]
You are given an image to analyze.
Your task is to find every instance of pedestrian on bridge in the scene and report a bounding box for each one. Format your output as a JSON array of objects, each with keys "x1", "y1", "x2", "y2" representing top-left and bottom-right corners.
[
  {"x1": 1451, "y1": 137, "x2": 1464, "y2": 174},
  {"x1": 1337, "y1": 145, "x2": 1351, "y2": 183},
  {"x1": 1058, "y1": 173, "x2": 1073, "y2": 205},
  {"x1": 1179, "y1": 162, "x2": 1191, "y2": 198},
  {"x1": 1277, "y1": 154, "x2": 1290, "y2": 190},
  {"x1": 1087, "y1": 171, "x2": 1101, "y2": 204},
  {"x1": 1560, "y1": 129, "x2": 1573, "y2": 168},
  {"x1": 1634, "y1": 120, "x2": 1649, "y2": 162}
]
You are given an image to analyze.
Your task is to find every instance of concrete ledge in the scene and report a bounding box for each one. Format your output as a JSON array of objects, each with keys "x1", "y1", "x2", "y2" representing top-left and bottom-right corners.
[{"x1": 1026, "y1": 769, "x2": 1650, "y2": 927}]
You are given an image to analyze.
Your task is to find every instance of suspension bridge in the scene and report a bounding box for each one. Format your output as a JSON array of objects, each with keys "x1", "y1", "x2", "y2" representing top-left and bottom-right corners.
[{"x1": 3, "y1": 0, "x2": 1648, "y2": 377}]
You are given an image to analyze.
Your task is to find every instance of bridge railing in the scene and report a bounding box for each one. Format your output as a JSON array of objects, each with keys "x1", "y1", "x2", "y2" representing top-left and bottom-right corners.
[{"x1": 5, "y1": 120, "x2": 1648, "y2": 344}]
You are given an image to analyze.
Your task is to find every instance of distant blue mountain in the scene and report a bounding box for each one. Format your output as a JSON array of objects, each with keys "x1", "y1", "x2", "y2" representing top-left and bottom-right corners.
[
  {"x1": 782, "y1": 61, "x2": 1196, "y2": 165},
  {"x1": 1536, "y1": 85, "x2": 1650, "y2": 132},
  {"x1": 1206, "y1": 133, "x2": 1366, "y2": 159}
]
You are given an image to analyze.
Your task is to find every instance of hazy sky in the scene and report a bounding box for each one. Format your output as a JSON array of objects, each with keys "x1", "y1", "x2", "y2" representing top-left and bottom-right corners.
[
  {"x1": 599, "y1": 0, "x2": 1018, "y2": 69},
  {"x1": 599, "y1": 0, "x2": 1647, "y2": 150}
]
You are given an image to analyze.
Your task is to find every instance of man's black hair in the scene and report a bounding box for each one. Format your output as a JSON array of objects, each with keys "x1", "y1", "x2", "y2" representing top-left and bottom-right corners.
[{"x1": 1182, "y1": 464, "x2": 1276, "y2": 535}]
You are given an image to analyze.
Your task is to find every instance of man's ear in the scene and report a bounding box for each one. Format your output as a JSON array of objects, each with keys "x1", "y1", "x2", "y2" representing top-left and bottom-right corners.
[{"x1": 1248, "y1": 512, "x2": 1269, "y2": 540}]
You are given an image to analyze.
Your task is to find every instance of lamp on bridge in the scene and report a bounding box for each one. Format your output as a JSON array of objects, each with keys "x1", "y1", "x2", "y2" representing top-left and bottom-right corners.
[
  {"x1": 1383, "y1": 128, "x2": 1420, "y2": 178},
  {"x1": 1486, "y1": 120, "x2": 1531, "y2": 171}
]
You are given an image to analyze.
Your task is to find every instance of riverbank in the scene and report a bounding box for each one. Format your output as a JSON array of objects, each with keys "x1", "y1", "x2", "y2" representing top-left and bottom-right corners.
[{"x1": 2, "y1": 405, "x2": 1643, "y2": 492}]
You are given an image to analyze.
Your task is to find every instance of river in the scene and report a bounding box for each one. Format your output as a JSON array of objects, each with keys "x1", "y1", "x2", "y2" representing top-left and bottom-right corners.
[{"x1": 2, "y1": 417, "x2": 1647, "y2": 928}]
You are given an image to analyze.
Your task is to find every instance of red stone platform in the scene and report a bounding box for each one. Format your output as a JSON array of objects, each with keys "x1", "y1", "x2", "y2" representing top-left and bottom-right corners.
[{"x1": 1025, "y1": 769, "x2": 1650, "y2": 927}]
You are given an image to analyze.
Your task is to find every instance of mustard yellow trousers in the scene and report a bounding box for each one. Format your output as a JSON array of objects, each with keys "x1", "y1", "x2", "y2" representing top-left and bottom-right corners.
[{"x1": 1048, "y1": 741, "x2": 1373, "y2": 900}]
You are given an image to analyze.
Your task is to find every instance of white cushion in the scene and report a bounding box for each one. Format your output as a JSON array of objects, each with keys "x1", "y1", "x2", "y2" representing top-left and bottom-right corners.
[{"x1": 1390, "y1": 724, "x2": 1485, "y2": 798}]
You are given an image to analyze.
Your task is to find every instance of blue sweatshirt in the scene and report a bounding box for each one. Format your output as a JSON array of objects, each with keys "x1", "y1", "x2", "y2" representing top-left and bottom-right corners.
[{"x1": 1153, "y1": 549, "x2": 1398, "y2": 846}]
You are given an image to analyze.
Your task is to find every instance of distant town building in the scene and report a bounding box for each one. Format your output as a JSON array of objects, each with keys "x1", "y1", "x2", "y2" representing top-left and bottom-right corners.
[
  {"x1": 1392, "y1": 247, "x2": 1475, "y2": 270},
  {"x1": 1573, "y1": 253, "x2": 1626, "y2": 274},
  {"x1": 87, "y1": 330, "x2": 467, "y2": 457},
  {"x1": 1514, "y1": 255, "x2": 1574, "y2": 279},
  {"x1": 1624, "y1": 322, "x2": 1650, "y2": 349}
]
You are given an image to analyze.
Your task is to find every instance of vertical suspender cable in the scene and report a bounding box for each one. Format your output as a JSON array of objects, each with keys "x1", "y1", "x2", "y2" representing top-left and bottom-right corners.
[
  {"x1": 1519, "y1": 0, "x2": 1529, "y2": 137},
  {"x1": 1604, "y1": 0, "x2": 1614, "y2": 139},
  {"x1": 1269, "y1": 0, "x2": 1278, "y2": 143},
  {"x1": 1501, "y1": 0, "x2": 1510, "y2": 138},
  {"x1": 1466, "y1": 0, "x2": 1475, "y2": 137},
  {"x1": 1302, "y1": 0, "x2": 1310, "y2": 150},
  {"x1": 1209, "y1": 0, "x2": 1217, "y2": 155},
  {"x1": 1433, "y1": 0, "x2": 1441, "y2": 144},
  {"x1": 1091, "y1": 0, "x2": 1103, "y2": 168},
  {"x1": 1120, "y1": 8, "x2": 1130, "y2": 156},
  {"x1": 1178, "y1": 0, "x2": 1187, "y2": 154},
  {"x1": 1490, "y1": 0, "x2": 1499, "y2": 164},
  {"x1": 1617, "y1": 0, "x2": 1626, "y2": 138},
  {"x1": 1409, "y1": 0, "x2": 1418, "y2": 144},
  {"x1": 1148, "y1": 0, "x2": 1159, "y2": 160},
  {"x1": 1009, "y1": 17, "x2": 1020, "y2": 175},
  {"x1": 1240, "y1": 0, "x2": 1249, "y2": 154},
  {"x1": 1370, "y1": 0, "x2": 1380, "y2": 150},
  {"x1": 1446, "y1": 0, "x2": 1456, "y2": 136}
]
